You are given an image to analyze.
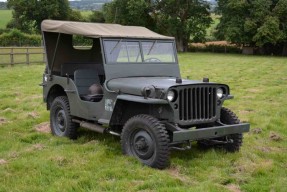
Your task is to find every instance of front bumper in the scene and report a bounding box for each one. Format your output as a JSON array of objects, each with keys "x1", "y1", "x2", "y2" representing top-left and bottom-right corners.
[{"x1": 172, "y1": 123, "x2": 250, "y2": 142}]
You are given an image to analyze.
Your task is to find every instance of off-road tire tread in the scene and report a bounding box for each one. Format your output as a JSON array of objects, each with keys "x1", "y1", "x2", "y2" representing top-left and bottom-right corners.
[
  {"x1": 121, "y1": 114, "x2": 170, "y2": 169},
  {"x1": 220, "y1": 107, "x2": 243, "y2": 152},
  {"x1": 197, "y1": 107, "x2": 243, "y2": 152},
  {"x1": 50, "y1": 96, "x2": 78, "y2": 139}
]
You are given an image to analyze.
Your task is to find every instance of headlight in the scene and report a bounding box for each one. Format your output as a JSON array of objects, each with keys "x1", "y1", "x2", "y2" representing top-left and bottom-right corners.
[
  {"x1": 217, "y1": 88, "x2": 224, "y2": 99},
  {"x1": 167, "y1": 90, "x2": 176, "y2": 102}
]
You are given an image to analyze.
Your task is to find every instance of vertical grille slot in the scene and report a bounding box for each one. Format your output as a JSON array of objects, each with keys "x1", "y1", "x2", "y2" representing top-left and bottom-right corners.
[{"x1": 178, "y1": 86, "x2": 217, "y2": 121}]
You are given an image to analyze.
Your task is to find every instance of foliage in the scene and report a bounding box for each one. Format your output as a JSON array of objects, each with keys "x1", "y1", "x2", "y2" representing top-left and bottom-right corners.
[
  {"x1": 89, "y1": 11, "x2": 105, "y2": 23},
  {"x1": 0, "y1": 27, "x2": 93, "y2": 47},
  {"x1": 153, "y1": 0, "x2": 212, "y2": 51},
  {"x1": 7, "y1": 0, "x2": 83, "y2": 33},
  {"x1": 188, "y1": 44, "x2": 241, "y2": 53},
  {"x1": 216, "y1": 0, "x2": 287, "y2": 55},
  {"x1": 103, "y1": 0, "x2": 155, "y2": 29},
  {"x1": 103, "y1": 0, "x2": 212, "y2": 52},
  {"x1": 69, "y1": 9, "x2": 85, "y2": 22},
  {"x1": 73, "y1": 35, "x2": 94, "y2": 46},
  {"x1": 0, "y1": 29, "x2": 41, "y2": 46},
  {"x1": 0, "y1": 53, "x2": 287, "y2": 191},
  {"x1": 206, "y1": 14, "x2": 220, "y2": 41}
]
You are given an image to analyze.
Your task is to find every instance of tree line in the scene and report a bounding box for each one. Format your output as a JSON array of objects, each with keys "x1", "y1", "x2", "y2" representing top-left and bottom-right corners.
[
  {"x1": 216, "y1": 0, "x2": 287, "y2": 55},
  {"x1": 6, "y1": 0, "x2": 212, "y2": 52},
  {"x1": 4, "y1": 0, "x2": 287, "y2": 55}
]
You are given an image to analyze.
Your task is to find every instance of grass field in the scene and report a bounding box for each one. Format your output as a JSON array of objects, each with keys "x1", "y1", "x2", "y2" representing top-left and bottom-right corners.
[
  {"x1": 80, "y1": 10, "x2": 93, "y2": 19},
  {"x1": 0, "y1": 53, "x2": 287, "y2": 191},
  {"x1": 0, "y1": 10, "x2": 12, "y2": 29}
]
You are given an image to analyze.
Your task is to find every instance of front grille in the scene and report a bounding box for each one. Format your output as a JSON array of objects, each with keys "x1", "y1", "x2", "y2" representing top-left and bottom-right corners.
[{"x1": 178, "y1": 86, "x2": 217, "y2": 121}]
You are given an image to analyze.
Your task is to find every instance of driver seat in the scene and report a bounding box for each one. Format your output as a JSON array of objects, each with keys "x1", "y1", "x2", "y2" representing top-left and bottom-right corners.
[{"x1": 74, "y1": 69, "x2": 103, "y2": 102}]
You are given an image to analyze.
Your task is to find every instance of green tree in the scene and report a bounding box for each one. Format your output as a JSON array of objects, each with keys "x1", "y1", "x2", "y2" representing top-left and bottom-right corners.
[
  {"x1": 69, "y1": 9, "x2": 85, "y2": 22},
  {"x1": 103, "y1": 0, "x2": 212, "y2": 52},
  {"x1": 153, "y1": 0, "x2": 212, "y2": 51},
  {"x1": 103, "y1": 0, "x2": 155, "y2": 29},
  {"x1": 7, "y1": 0, "x2": 82, "y2": 33},
  {"x1": 216, "y1": 0, "x2": 287, "y2": 55},
  {"x1": 89, "y1": 11, "x2": 105, "y2": 23}
]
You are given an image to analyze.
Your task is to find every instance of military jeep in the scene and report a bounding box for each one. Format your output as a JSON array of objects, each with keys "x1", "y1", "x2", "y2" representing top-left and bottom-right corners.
[{"x1": 41, "y1": 20, "x2": 250, "y2": 169}]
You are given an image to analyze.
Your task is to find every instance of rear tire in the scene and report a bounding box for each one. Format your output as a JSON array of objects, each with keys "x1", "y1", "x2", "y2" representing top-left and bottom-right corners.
[
  {"x1": 50, "y1": 96, "x2": 78, "y2": 139},
  {"x1": 121, "y1": 114, "x2": 170, "y2": 169}
]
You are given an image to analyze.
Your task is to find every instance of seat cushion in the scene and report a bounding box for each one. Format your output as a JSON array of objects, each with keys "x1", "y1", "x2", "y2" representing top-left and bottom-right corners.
[{"x1": 74, "y1": 69, "x2": 100, "y2": 95}]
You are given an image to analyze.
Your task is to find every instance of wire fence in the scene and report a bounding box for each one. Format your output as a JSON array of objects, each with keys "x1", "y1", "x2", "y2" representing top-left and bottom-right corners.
[{"x1": 0, "y1": 47, "x2": 46, "y2": 66}]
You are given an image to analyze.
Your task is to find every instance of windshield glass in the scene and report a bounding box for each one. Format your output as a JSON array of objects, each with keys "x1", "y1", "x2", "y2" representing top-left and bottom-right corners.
[
  {"x1": 104, "y1": 40, "x2": 176, "y2": 64},
  {"x1": 142, "y1": 41, "x2": 175, "y2": 63}
]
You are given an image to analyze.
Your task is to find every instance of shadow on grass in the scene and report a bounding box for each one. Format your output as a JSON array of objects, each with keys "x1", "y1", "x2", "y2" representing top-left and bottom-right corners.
[
  {"x1": 169, "y1": 142, "x2": 232, "y2": 165},
  {"x1": 76, "y1": 128, "x2": 232, "y2": 163},
  {"x1": 76, "y1": 128, "x2": 120, "y2": 144}
]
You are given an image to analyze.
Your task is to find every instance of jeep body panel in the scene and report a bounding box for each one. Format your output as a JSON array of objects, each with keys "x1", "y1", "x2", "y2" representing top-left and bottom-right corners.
[
  {"x1": 107, "y1": 77, "x2": 222, "y2": 96},
  {"x1": 43, "y1": 75, "x2": 107, "y2": 121},
  {"x1": 107, "y1": 77, "x2": 230, "y2": 126}
]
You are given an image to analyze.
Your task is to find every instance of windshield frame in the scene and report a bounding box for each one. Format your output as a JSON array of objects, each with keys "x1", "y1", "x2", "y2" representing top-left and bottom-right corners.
[{"x1": 102, "y1": 38, "x2": 178, "y2": 65}]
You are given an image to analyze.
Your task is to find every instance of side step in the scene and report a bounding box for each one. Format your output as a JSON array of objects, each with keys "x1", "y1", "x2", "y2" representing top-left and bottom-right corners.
[{"x1": 72, "y1": 119, "x2": 120, "y2": 136}]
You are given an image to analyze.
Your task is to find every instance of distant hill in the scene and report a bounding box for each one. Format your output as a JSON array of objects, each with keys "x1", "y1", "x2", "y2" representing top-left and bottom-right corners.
[
  {"x1": 69, "y1": 0, "x2": 112, "y2": 11},
  {"x1": 0, "y1": 2, "x2": 7, "y2": 10}
]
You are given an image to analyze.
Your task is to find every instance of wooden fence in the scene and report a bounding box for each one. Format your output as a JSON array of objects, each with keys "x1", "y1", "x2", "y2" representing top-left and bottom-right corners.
[{"x1": 0, "y1": 47, "x2": 46, "y2": 66}]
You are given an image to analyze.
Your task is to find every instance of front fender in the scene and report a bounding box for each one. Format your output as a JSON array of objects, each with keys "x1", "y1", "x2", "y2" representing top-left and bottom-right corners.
[{"x1": 109, "y1": 95, "x2": 171, "y2": 128}]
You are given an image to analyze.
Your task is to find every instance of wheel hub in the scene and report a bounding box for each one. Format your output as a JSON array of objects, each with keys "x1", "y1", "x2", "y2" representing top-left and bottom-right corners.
[
  {"x1": 132, "y1": 130, "x2": 154, "y2": 160},
  {"x1": 56, "y1": 109, "x2": 66, "y2": 132},
  {"x1": 135, "y1": 138, "x2": 148, "y2": 150}
]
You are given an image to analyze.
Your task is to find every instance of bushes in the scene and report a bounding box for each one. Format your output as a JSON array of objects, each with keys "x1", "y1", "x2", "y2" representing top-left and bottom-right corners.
[
  {"x1": 0, "y1": 29, "x2": 41, "y2": 46},
  {"x1": 188, "y1": 42, "x2": 242, "y2": 54},
  {"x1": 0, "y1": 29, "x2": 93, "y2": 47}
]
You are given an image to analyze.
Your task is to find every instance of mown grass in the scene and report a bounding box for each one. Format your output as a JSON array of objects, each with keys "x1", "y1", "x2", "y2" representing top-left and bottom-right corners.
[
  {"x1": 0, "y1": 53, "x2": 286, "y2": 191},
  {"x1": 0, "y1": 10, "x2": 12, "y2": 29}
]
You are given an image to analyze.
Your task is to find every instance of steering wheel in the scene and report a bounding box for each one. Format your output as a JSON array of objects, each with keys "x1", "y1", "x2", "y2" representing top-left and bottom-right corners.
[{"x1": 144, "y1": 58, "x2": 161, "y2": 62}]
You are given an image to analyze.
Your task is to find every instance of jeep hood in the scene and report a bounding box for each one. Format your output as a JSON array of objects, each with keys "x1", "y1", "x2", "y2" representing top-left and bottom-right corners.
[{"x1": 106, "y1": 77, "x2": 216, "y2": 96}]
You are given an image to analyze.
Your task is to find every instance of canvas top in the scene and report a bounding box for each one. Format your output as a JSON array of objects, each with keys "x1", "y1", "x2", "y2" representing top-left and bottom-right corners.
[{"x1": 41, "y1": 20, "x2": 174, "y2": 40}]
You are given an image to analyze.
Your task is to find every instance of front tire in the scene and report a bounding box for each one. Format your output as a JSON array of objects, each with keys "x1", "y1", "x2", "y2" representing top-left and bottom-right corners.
[
  {"x1": 197, "y1": 107, "x2": 243, "y2": 152},
  {"x1": 121, "y1": 115, "x2": 170, "y2": 169},
  {"x1": 50, "y1": 96, "x2": 78, "y2": 139},
  {"x1": 220, "y1": 107, "x2": 243, "y2": 152}
]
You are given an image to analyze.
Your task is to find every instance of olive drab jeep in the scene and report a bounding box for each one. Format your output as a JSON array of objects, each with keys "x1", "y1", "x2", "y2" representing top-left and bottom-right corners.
[{"x1": 41, "y1": 20, "x2": 250, "y2": 169}]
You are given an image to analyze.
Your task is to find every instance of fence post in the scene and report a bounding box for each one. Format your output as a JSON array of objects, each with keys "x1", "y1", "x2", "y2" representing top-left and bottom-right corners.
[
  {"x1": 10, "y1": 48, "x2": 14, "y2": 67},
  {"x1": 26, "y1": 48, "x2": 30, "y2": 65}
]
